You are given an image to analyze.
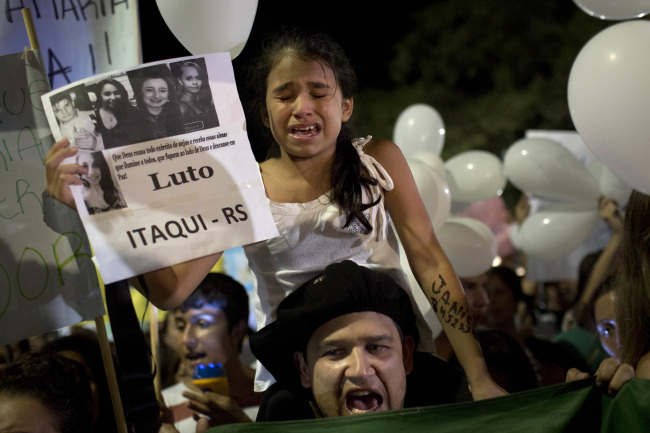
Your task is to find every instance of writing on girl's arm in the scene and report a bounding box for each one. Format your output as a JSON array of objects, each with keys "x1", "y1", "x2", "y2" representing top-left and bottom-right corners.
[
  {"x1": 429, "y1": 273, "x2": 477, "y2": 339},
  {"x1": 366, "y1": 138, "x2": 504, "y2": 399}
]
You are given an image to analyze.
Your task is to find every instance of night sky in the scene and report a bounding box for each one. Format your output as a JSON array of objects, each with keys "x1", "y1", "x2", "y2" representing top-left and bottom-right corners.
[{"x1": 139, "y1": 1, "x2": 429, "y2": 90}]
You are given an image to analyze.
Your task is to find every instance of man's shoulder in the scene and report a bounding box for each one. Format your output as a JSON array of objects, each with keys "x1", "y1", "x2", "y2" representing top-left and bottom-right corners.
[
  {"x1": 406, "y1": 352, "x2": 472, "y2": 407},
  {"x1": 255, "y1": 381, "x2": 315, "y2": 422}
]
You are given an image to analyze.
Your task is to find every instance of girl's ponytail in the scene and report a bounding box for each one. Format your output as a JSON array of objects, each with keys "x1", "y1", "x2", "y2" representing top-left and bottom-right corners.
[{"x1": 331, "y1": 126, "x2": 379, "y2": 233}]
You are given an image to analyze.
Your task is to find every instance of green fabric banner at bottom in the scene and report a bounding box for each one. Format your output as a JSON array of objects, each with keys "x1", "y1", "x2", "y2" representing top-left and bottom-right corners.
[{"x1": 211, "y1": 378, "x2": 650, "y2": 433}]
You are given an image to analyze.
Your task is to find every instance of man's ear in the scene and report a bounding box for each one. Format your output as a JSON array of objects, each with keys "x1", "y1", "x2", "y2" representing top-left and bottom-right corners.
[
  {"x1": 294, "y1": 351, "x2": 312, "y2": 389},
  {"x1": 260, "y1": 106, "x2": 270, "y2": 128},
  {"x1": 402, "y1": 335, "x2": 415, "y2": 375}
]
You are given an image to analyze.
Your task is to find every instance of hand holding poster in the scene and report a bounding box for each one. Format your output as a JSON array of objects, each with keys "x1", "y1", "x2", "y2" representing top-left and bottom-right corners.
[{"x1": 41, "y1": 53, "x2": 279, "y2": 284}]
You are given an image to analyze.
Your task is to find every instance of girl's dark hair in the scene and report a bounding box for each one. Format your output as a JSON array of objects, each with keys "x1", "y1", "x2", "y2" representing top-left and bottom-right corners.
[
  {"x1": 0, "y1": 352, "x2": 93, "y2": 433},
  {"x1": 97, "y1": 78, "x2": 130, "y2": 112},
  {"x1": 615, "y1": 190, "x2": 650, "y2": 366},
  {"x1": 588, "y1": 275, "x2": 616, "y2": 323},
  {"x1": 248, "y1": 28, "x2": 379, "y2": 232}
]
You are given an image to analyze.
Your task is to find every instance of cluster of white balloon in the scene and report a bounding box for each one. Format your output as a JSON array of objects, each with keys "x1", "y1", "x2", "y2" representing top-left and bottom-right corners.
[
  {"x1": 394, "y1": 104, "x2": 505, "y2": 337},
  {"x1": 397, "y1": 116, "x2": 634, "y2": 277},
  {"x1": 397, "y1": 0, "x2": 650, "y2": 281},
  {"x1": 503, "y1": 137, "x2": 630, "y2": 261},
  {"x1": 393, "y1": 103, "x2": 503, "y2": 280},
  {"x1": 567, "y1": 3, "x2": 650, "y2": 196}
]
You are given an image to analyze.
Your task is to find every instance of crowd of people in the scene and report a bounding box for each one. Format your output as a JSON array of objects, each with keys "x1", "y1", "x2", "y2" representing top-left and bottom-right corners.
[{"x1": 2, "y1": 27, "x2": 648, "y2": 432}]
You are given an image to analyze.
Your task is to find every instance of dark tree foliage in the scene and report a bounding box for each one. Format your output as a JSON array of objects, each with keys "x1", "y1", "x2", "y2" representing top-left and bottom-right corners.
[
  {"x1": 358, "y1": 0, "x2": 609, "y2": 156},
  {"x1": 351, "y1": 0, "x2": 614, "y2": 207}
]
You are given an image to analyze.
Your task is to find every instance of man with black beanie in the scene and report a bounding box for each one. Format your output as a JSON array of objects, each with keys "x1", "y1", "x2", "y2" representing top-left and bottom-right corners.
[{"x1": 250, "y1": 260, "x2": 469, "y2": 420}]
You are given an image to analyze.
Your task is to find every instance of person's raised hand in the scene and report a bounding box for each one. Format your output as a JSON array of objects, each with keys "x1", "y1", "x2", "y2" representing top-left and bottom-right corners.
[
  {"x1": 45, "y1": 138, "x2": 85, "y2": 210},
  {"x1": 182, "y1": 389, "x2": 253, "y2": 427},
  {"x1": 598, "y1": 196, "x2": 623, "y2": 233},
  {"x1": 566, "y1": 357, "x2": 635, "y2": 396}
]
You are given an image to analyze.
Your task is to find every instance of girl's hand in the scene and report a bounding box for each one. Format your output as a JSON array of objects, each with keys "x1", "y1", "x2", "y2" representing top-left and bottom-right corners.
[
  {"x1": 182, "y1": 390, "x2": 253, "y2": 427},
  {"x1": 45, "y1": 138, "x2": 85, "y2": 210},
  {"x1": 598, "y1": 196, "x2": 623, "y2": 233}
]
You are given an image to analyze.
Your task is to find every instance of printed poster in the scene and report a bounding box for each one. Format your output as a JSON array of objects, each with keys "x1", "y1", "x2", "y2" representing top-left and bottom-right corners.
[{"x1": 41, "y1": 52, "x2": 279, "y2": 284}]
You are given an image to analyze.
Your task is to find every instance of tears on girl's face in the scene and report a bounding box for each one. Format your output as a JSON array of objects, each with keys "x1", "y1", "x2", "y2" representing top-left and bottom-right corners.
[{"x1": 261, "y1": 57, "x2": 353, "y2": 162}]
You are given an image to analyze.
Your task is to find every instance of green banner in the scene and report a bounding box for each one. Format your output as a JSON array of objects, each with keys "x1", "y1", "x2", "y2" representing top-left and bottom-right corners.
[{"x1": 212, "y1": 378, "x2": 649, "y2": 433}]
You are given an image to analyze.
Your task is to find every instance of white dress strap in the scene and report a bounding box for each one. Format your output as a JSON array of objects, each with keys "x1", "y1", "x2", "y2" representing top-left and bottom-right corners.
[{"x1": 352, "y1": 135, "x2": 394, "y2": 192}]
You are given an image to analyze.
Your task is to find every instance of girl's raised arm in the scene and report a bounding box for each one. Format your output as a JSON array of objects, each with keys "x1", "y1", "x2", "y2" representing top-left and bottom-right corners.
[
  {"x1": 365, "y1": 138, "x2": 506, "y2": 401},
  {"x1": 132, "y1": 252, "x2": 222, "y2": 310}
]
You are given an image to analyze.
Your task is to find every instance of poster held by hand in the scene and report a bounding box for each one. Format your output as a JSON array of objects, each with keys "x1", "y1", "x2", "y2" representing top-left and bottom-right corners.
[{"x1": 41, "y1": 52, "x2": 279, "y2": 285}]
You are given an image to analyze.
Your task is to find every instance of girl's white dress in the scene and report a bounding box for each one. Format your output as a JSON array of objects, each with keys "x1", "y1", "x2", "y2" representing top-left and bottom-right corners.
[{"x1": 244, "y1": 136, "x2": 435, "y2": 391}]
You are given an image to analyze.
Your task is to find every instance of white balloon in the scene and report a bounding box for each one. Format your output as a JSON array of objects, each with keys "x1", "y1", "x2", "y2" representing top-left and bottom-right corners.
[
  {"x1": 444, "y1": 150, "x2": 506, "y2": 203},
  {"x1": 599, "y1": 165, "x2": 633, "y2": 207},
  {"x1": 410, "y1": 151, "x2": 445, "y2": 179},
  {"x1": 156, "y1": 0, "x2": 258, "y2": 59},
  {"x1": 393, "y1": 104, "x2": 446, "y2": 157},
  {"x1": 437, "y1": 217, "x2": 497, "y2": 278},
  {"x1": 588, "y1": 159, "x2": 633, "y2": 206},
  {"x1": 572, "y1": 0, "x2": 650, "y2": 20},
  {"x1": 586, "y1": 157, "x2": 604, "y2": 180},
  {"x1": 517, "y1": 203, "x2": 599, "y2": 261},
  {"x1": 503, "y1": 138, "x2": 600, "y2": 203},
  {"x1": 408, "y1": 160, "x2": 451, "y2": 230},
  {"x1": 568, "y1": 20, "x2": 650, "y2": 194}
]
